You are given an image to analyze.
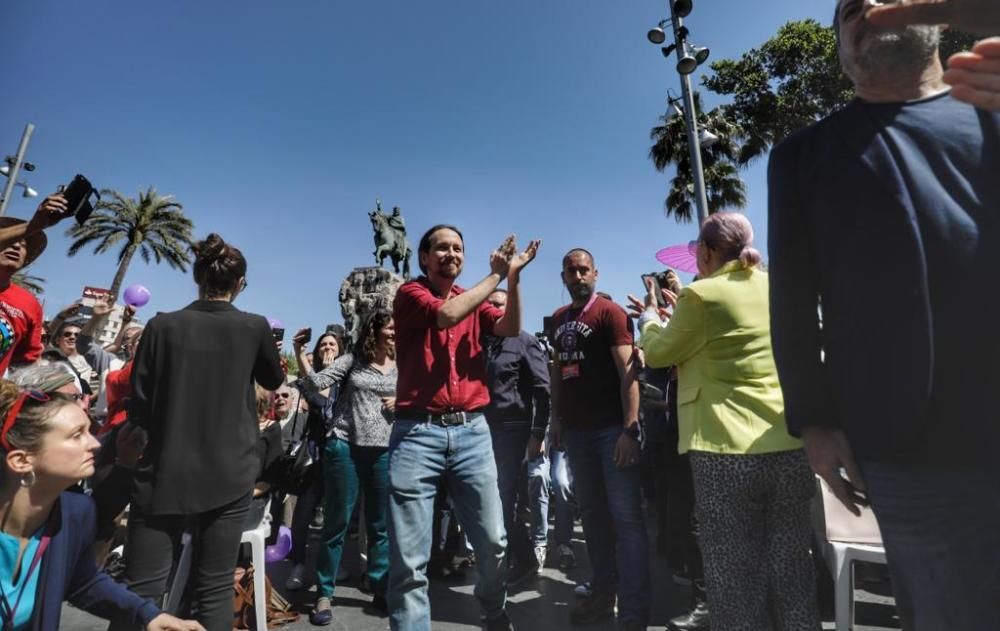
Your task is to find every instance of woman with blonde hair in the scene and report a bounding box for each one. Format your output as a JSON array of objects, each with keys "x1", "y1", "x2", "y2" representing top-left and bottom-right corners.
[{"x1": 630, "y1": 212, "x2": 820, "y2": 631}]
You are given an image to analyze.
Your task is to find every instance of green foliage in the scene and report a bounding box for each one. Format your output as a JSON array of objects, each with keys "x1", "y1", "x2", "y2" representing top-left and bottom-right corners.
[
  {"x1": 703, "y1": 20, "x2": 978, "y2": 165},
  {"x1": 12, "y1": 272, "x2": 45, "y2": 295},
  {"x1": 648, "y1": 93, "x2": 748, "y2": 223},
  {"x1": 67, "y1": 187, "x2": 195, "y2": 299},
  {"x1": 282, "y1": 351, "x2": 298, "y2": 376}
]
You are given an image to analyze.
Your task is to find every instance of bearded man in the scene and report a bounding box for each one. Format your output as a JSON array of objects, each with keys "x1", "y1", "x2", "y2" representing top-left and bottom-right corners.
[{"x1": 768, "y1": 1, "x2": 1000, "y2": 628}]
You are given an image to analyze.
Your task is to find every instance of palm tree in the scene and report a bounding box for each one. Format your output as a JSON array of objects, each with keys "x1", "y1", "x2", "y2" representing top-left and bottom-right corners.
[
  {"x1": 66, "y1": 187, "x2": 195, "y2": 300},
  {"x1": 649, "y1": 93, "x2": 747, "y2": 222},
  {"x1": 12, "y1": 272, "x2": 45, "y2": 295}
]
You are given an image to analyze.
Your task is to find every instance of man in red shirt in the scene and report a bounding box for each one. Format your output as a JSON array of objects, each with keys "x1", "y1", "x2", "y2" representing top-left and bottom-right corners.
[
  {"x1": 549, "y1": 248, "x2": 648, "y2": 630},
  {"x1": 389, "y1": 224, "x2": 539, "y2": 631},
  {"x1": 0, "y1": 193, "x2": 71, "y2": 376}
]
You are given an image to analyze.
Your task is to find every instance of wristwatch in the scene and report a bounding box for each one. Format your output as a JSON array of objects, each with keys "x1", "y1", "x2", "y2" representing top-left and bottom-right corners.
[{"x1": 624, "y1": 422, "x2": 642, "y2": 442}]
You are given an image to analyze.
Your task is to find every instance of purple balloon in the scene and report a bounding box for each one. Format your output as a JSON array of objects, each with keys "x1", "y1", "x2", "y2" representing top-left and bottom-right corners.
[
  {"x1": 265, "y1": 525, "x2": 292, "y2": 563},
  {"x1": 267, "y1": 317, "x2": 283, "y2": 329},
  {"x1": 122, "y1": 284, "x2": 151, "y2": 307}
]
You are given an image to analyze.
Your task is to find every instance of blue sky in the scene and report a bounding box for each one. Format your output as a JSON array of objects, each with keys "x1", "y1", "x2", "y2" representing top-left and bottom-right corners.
[{"x1": 1, "y1": 0, "x2": 835, "y2": 339}]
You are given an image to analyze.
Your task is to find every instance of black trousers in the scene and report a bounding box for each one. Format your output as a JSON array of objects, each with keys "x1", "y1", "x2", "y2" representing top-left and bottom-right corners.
[{"x1": 109, "y1": 492, "x2": 251, "y2": 631}]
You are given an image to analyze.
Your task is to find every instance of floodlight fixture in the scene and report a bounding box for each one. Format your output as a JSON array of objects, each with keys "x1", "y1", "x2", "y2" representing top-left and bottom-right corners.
[
  {"x1": 22, "y1": 186, "x2": 37, "y2": 198},
  {"x1": 647, "y1": 21, "x2": 668, "y2": 45},
  {"x1": 673, "y1": 0, "x2": 693, "y2": 18},
  {"x1": 660, "y1": 44, "x2": 677, "y2": 58},
  {"x1": 699, "y1": 128, "x2": 719, "y2": 148}
]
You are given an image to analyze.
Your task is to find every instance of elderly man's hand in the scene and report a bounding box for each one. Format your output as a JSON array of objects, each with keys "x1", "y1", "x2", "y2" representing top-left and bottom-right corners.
[
  {"x1": 943, "y1": 37, "x2": 1000, "y2": 111},
  {"x1": 801, "y1": 427, "x2": 868, "y2": 516},
  {"x1": 866, "y1": 0, "x2": 1000, "y2": 36}
]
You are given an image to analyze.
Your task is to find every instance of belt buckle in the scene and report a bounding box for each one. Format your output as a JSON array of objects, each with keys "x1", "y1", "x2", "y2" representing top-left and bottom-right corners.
[{"x1": 441, "y1": 411, "x2": 465, "y2": 426}]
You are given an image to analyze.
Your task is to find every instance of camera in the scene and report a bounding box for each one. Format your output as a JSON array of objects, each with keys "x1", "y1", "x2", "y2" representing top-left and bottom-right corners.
[{"x1": 58, "y1": 174, "x2": 99, "y2": 224}]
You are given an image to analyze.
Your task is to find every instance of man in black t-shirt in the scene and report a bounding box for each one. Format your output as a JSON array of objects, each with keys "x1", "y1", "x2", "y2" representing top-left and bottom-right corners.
[
  {"x1": 769, "y1": 2, "x2": 1000, "y2": 628},
  {"x1": 549, "y1": 248, "x2": 648, "y2": 631}
]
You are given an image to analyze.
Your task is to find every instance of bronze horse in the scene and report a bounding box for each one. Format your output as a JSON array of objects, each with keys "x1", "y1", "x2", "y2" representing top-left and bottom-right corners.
[{"x1": 370, "y1": 210, "x2": 411, "y2": 278}]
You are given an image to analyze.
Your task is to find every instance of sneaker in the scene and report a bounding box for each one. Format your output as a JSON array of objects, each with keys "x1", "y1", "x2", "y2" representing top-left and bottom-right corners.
[
  {"x1": 486, "y1": 610, "x2": 515, "y2": 631},
  {"x1": 573, "y1": 581, "x2": 593, "y2": 598},
  {"x1": 569, "y1": 590, "x2": 616, "y2": 624},
  {"x1": 285, "y1": 563, "x2": 306, "y2": 591},
  {"x1": 310, "y1": 597, "x2": 333, "y2": 626},
  {"x1": 558, "y1": 543, "x2": 576, "y2": 570},
  {"x1": 533, "y1": 544, "x2": 548, "y2": 569},
  {"x1": 508, "y1": 558, "x2": 540, "y2": 587}
]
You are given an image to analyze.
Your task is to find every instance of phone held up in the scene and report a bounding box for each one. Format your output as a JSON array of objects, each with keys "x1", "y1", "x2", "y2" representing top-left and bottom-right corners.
[
  {"x1": 272, "y1": 328, "x2": 285, "y2": 342},
  {"x1": 57, "y1": 174, "x2": 99, "y2": 224}
]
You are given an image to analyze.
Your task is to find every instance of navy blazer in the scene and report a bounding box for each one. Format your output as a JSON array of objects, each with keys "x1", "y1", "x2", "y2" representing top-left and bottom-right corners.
[
  {"x1": 768, "y1": 98, "x2": 1000, "y2": 462},
  {"x1": 29, "y1": 492, "x2": 159, "y2": 630}
]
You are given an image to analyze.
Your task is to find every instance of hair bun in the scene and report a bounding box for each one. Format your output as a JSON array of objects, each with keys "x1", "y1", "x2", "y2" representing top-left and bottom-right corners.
[{"x1": 192, "y1": 233, "x2": 227, "y2": 263}]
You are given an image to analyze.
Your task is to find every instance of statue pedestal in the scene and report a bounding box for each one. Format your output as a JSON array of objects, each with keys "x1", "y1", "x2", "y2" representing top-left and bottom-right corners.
[{"x1": 339, "y1": 266, "x2": 404, "y2": 347}]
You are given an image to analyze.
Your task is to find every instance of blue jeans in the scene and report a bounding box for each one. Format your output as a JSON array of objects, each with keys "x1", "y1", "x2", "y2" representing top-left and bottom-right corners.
[
  {"x1": 861, "y1": 461, "x2": 1000, "y2": 631},
  {"x1": 524, "y1": 451, "x2": 550, "y2": 547},
  {"x1": 545, "y1": 445, "x2": 575, "y2": 546},
  {"x1": 563, "y1": 425, "x2": 650, "y2": 622},
  {"x1": 490, "y1": 422, "x2": 547, "y2": 562},
  {"x1": 315, "y1": 438, "x2": 390, "y2": 599},
  {"x1": 387, "y1": 416, "x2": 507, "y2": 631}
]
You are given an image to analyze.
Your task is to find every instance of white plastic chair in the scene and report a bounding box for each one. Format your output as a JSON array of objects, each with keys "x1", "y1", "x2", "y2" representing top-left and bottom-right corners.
[
  {"x1": 814, "y1": 477, "x2": 888, "y2": 631},
  {"x1": 240, "y1": 502, "x2": 273, "y2": 631},
  {"x1": 163, "y1": 500, "x2": 272, "y2": 631}
]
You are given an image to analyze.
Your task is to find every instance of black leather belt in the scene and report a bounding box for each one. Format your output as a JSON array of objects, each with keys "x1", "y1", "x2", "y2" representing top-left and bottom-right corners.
[{"x1": 396, "y1": 410, "x2": 483, "y2": 426}]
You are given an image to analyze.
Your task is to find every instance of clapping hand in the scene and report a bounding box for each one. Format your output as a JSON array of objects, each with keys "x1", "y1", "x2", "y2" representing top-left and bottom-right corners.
[{"x1": 507, "y1": 237, "x2": 541, "y2": 279}]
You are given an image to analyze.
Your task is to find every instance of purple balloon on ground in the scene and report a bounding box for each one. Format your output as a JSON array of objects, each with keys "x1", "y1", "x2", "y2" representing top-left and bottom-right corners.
[
  {"x1": 265, "y1": 525, "x2": 292, "y2": 563},
  {"x1": 123, "y1": 284, "x2": 151, "y2": 307}
]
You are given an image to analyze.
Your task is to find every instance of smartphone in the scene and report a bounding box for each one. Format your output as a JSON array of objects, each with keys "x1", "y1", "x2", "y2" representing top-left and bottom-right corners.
[
  {"x1": 272, "y1": 328, "x2": 285, "y2": 342},
  {"x1": 641, "y1": 273, "x2": 667, "y2": 308},
  {"x1": 299, "y1": 328, "x2": 312, "y2": 344},
  {"x1": 59, "y1": 174, "x2": 99, "y2": 224}
]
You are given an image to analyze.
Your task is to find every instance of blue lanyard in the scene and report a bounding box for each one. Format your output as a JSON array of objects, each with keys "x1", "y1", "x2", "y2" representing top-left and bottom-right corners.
[{"x1": 0, "y1": 513, "x2": 54, "y2": 631}]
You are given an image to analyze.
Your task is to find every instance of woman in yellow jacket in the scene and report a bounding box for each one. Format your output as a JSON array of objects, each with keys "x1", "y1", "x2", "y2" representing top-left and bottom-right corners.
[{"x1": 631, "y1": 213, "x2": 820, "y2": 631}]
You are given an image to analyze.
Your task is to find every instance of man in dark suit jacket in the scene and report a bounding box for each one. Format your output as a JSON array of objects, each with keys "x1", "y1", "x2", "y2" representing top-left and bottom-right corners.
[{"x1": 769, "y1": 2, "x2": 1000, "y2": 629}]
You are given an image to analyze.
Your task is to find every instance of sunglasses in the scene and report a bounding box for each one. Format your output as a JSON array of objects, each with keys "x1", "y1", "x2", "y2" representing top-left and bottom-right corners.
[
  {"x1": 0, "y1": 390, "x2": 51, "y2": 451},
  {"x1": 275, "y1": 393, "x2": 291, "y2": 399},
  {"x1": 61, "y1": 331, "x2": 79, "y2": 339}
]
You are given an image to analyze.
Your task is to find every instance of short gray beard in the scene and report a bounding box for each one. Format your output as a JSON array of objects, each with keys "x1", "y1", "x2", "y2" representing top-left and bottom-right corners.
[{"x1": 840, "y1": 25, "x2": 940, "y2": 87}]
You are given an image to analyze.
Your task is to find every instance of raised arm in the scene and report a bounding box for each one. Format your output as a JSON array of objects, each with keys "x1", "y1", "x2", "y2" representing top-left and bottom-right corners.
[{"x1": 493, "y1": 239, "x2": 540, "y2": 338}]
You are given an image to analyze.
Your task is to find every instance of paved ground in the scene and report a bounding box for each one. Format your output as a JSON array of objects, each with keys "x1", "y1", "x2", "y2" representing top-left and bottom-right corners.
[{"x1": 62, "y1": 519, "x2": 900, "y2": 630}]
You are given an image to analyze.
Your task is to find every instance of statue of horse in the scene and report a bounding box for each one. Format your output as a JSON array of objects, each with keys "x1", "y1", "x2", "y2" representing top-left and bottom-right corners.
[{"x1": 370, "y1": 209, "x2": 411, "y2": 278}]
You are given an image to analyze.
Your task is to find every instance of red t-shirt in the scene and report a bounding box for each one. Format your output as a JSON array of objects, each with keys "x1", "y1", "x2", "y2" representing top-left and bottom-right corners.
[
  {"x1": 0, "y1": 283, "x2": 43, "y2": 376},
  {"x1": 393, "y1": 277, "x2": 504, "y2": 414},
  {"x1": 551, "y1": 295, "x2": 633, "y2": 430}
]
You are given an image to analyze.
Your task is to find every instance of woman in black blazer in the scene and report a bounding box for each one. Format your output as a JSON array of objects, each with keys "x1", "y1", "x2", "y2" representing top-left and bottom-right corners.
[{"x1": 111, "y1": 233, "x2": 284, "y2": 631}]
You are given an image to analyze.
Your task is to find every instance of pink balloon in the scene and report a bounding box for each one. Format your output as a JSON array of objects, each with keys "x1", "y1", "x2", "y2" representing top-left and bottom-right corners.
[
  {"x1": 123, "y1": 284, "x2": 151, "y2": 307},
  {"x1": 265, "y1": 525, "x2": 292, "y2": 563}
]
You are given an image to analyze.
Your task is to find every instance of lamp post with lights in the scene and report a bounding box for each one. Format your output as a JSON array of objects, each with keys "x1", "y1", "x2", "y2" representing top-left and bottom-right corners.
[
  {"x1": 648, "y1": 0, "x2": 711, "y2": 225},
  {"x1": 0, "y1": 124, "x2": 38, "y2": 217}
]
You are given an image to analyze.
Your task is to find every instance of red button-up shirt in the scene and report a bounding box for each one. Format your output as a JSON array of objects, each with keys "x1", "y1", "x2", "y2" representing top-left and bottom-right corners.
[{"x1": 393, "y1": 277, "x2": 504, "y2": 413}]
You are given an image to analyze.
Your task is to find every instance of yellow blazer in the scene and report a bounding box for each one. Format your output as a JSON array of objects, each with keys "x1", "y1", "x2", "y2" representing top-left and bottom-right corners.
[{"x1": 639, "y1": 261, "x2": 801, "y2": 455}]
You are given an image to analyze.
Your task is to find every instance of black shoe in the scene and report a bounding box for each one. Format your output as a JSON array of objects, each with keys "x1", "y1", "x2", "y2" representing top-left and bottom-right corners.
[
  {"x1": 569, "y1": 591, "x2": 616, "y2": 624},
  {"x1": 309, "y1": 597, "x2": 334, "y2": 626},
  {"x1": 369, "y1": 593, "x2": 388, "y2": 616},
  {"x1": 666, "y1": 600, "x2": 710, "y2": 631},
  {"x1": 486, "y1": 610, "x2": 514, "y2": 631},
  {"x1": 508, "y1": 558, "x2": 540, "y2": 587}
]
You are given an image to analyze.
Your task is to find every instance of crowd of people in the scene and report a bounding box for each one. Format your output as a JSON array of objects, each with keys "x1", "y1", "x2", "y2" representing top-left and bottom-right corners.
[{"x1": 0, "y1": 2, "x2": 998, "y2": 631}]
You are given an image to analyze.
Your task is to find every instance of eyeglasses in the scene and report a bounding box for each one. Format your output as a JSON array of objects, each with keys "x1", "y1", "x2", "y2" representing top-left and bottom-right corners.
[
  {"x1": 687, "y1": 239, "x2": 700, "y2": 257},
  {"x1": 0, "y1": 390, "x2": 51, "y2": 451},
  {"x1": 61, "y1": 331, "x2": 79, "y2": 339},
  {"x1": 275, "y1": 393, "x2": 291, "y2": 399}
]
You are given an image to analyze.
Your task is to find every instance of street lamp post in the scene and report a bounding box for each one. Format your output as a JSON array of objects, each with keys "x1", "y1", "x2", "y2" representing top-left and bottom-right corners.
[
  {"x1": 648, "y1": 2, "x2": 710, "y2": 225},
  {"x1": 0, "y1": 123, "x2": 36, "y2": 217}
]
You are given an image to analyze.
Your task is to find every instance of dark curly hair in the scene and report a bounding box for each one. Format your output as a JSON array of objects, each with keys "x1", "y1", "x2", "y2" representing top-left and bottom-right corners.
[
  {"x1": 191, "y1": 233, "x2": 247, "y2": 298},
  {"x1": 311, "y1": 331, "x2": 343, "y2": 373},
  {"x1": 353, "y1": 308, "x2": 393, "y2": 363}
]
